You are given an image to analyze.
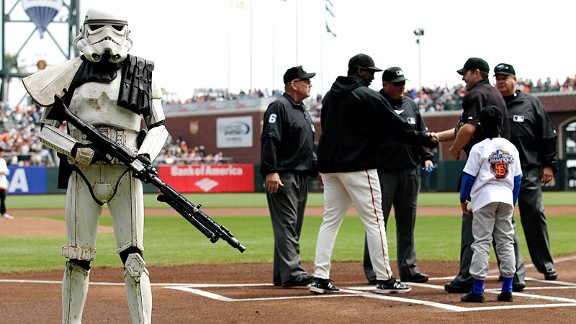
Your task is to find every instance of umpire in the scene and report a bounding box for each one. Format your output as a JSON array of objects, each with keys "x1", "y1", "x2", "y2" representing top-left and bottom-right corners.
[
  {"x1": 260, "y1": 65, "x2": 317, "y2": 287},
  {"x1": 362, "y1": 67, "x2": 432, "y2": 284},
  {"x1": 494, "y1": 63, "x2": 559, "y2": 280},
  {"x1": 434, "y1": 57, "x2": 526, "y2": 293}
]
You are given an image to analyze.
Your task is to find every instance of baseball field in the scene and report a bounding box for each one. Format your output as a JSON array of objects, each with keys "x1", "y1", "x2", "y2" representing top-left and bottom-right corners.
[{"x1": 0, "y1": 192, "x2": 575, "y2": 323}]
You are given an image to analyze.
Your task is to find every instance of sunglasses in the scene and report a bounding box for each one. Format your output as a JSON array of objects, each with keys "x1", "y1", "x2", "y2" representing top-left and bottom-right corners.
[{"x1": 293, "y1": 79, "x2": 311, "y2": 85}]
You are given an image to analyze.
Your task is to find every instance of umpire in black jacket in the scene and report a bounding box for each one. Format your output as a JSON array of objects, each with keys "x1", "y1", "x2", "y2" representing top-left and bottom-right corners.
[
  {"x1": 434, "y1": 57, "x2": 526, "y2": 293},
  {"x1": 260, "y1": 66, "x2": 317, "y2": 287},
  {"x1": 494, "y1": 63, "x2": 559, "y2": 280},
  {"x1": 362, "y1": 67, "x2": 433, "y2": 284}
]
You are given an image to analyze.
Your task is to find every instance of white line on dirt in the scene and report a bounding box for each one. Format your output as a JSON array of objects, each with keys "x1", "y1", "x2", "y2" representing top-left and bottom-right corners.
[{"x1": 3, "y1": 278, "x2": 576, "y2": 312}]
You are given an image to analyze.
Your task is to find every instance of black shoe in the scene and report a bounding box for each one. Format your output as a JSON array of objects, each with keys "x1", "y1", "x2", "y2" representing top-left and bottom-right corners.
[
  {"x1": 461, "y1": 292, "x2": 485, "y2": 303},
  {"x1": 282, "y1": 274, "x2": 313, "y2": 287},
  {"x1": 497, "y1": 292, "x2": 513, "y2": 302},
  {"x1": 544, "y1": 270, "x2": 558, "y2": 281},
  {"x1": 309, "y1": 277, "x2": 340, "y2": 294},
  {"x1": 374, "y1": 278, "x2": 412, "y2": 294},
  {"x1": 445, "y1": 281, "x2": 473, "y2": 293},
  {"x1": 513, "y1": 281, "x2": 526, "y2": 292},
  {"x1": 368, "y1": 279, "x2": 377, "y2": 285},
  {"x1": 402, "y1": 273, "x2": 429, "y2": 283}
]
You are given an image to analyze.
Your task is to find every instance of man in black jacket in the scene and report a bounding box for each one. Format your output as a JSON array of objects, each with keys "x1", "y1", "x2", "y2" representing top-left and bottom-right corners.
[
  {"x1": 494, "y1": 63, "x2": 559, "y2": 281},
  {"x1": 434, "y1": 57, "x2": 526, "y2": 293},
  {"x1": 362, "y1": 67, "x2": 433, "y2": 284},
  {"x1": 260, "y1": 66, "x2": 317, "y2": 287},
  {"x1": 309, "y1": 54, "x2": 437, "y2": 295}
]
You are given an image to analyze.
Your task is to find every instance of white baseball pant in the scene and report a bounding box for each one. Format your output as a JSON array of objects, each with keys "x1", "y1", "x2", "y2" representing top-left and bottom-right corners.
[{"x1": 314, "y1": 170, "x2": 394, "y2": 281}]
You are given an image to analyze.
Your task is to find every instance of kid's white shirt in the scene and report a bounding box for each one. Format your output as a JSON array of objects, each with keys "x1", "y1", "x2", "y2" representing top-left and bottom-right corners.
[{"x1": 463, "y1": 137, "x2": 522, "y2": 212}]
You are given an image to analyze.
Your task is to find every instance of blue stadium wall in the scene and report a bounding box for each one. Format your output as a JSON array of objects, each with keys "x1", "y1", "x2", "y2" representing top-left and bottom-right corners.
[{"x1": 5, "y1": 163, "x2": 567, "y2": 195}]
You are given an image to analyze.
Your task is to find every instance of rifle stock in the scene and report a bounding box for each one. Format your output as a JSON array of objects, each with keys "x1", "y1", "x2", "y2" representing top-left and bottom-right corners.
[{"x1": 50, "y1": 95, "x2": 246, "y2": 253}]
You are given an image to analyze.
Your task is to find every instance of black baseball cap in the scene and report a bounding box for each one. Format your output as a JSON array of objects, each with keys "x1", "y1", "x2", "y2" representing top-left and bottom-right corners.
[
  {"x1": 382, "y1": 67, "x2": 408, "y2": 82},
  {"x1": 283, "y1": 66, "x2": 316, "y2": 84},
  {"x1": 494, "y1": 63, "x2": 516, "y2": 76},
  {"x1": 457, "y1": 57, "x2": 490, "y2": 75},
  {"x1": 479, "y1": 105, "x2": 503, "y2": 136},
  {"x1": 348, "y1": 54, "x2": 383, "y2": 72}
]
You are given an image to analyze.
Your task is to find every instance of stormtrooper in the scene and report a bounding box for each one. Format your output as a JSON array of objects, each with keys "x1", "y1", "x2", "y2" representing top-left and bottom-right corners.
[{"x1": 23, "y1": 9, "x2": 169, "y2": 324}]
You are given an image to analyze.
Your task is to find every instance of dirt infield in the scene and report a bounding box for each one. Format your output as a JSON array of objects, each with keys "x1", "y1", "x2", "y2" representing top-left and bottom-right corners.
[
  {"x1": 1, "y1": 207, "x2": 575, "y2": 323},
  {"x1": 1, "y1": 260, "x2": 575, "y2": 323}
]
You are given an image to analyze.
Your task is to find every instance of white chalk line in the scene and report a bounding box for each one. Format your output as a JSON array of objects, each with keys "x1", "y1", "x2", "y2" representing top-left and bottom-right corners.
[
  {"x1": 2, "y1": 278, "x2": 575, "y2": 312},
  {"x1": 2, "y1": 256, "x2": 576, "y2": 312}
]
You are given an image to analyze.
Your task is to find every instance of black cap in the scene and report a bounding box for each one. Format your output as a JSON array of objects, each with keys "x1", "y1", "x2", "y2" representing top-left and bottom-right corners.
[
  {"x1": 348, "y1": 54, "x2": 383, "y2": 72},
  {"x1": 382, "y1": 67, "x2": 408, "y2": 82},
  {"x1": 494, "y1": 63, "x2": 516, "y2": 76},
  {"x1": 283, "y1": 66, "x2": 316, "y2": 84},
  {"x1": 457, "y1": 57, "x2": 490, "y2": 75},
  {"x1": 479, "y1": 105, "x2": 503, "y2": 137}
]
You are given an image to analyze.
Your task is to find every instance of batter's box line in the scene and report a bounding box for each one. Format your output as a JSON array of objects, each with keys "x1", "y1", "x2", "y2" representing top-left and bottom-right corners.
[
  {"x1": 165, "y1": 286, "x2": 362, "y2": 302},
  {"x1": 344, "y1": 286, "x2": 576, "y2": 311},
  {"x1": 164, "y1": 283, "x2": 576, "y2": 312}
]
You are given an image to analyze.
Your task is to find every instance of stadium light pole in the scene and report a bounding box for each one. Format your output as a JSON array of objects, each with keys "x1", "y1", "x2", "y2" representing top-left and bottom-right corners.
[{"x1": 414, "y1": 28, "x2": 424, "y2": 90}]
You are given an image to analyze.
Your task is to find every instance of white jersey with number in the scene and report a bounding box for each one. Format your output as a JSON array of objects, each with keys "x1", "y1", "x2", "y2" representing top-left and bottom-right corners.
[{"x1": 463, "y1": 137, "x2": 522, "y2": 212}]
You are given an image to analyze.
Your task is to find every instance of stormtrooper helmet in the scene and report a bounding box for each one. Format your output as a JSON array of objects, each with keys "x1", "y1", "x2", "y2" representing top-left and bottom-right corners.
[{"x1": 74, "y1": 9, "x2": 133, "y2": 63}]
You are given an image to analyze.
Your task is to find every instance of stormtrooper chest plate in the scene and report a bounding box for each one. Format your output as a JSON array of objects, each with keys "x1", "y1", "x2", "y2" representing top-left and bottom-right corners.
[
  {"x1": 69, "y1": 76, "x2": 141, "y2": 132},
  {"x1": 68, "y1": 77, "x2": 141, "y2": 150}
]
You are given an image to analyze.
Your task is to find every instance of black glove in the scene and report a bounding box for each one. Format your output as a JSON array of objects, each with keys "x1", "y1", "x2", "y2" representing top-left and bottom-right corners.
[
  {"x1": 71, "y1": 143, "x2": 111, "y2": 165},
  {"x1": 133, "y1": 153, "x2": 158, "y2": 182}
]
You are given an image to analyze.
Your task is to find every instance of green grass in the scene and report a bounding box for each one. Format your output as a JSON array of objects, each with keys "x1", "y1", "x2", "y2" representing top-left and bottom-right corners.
[
  {"x1": 6, "y1": 191, "x2": 573, "y2": 209},
  {"x1": 0, "y1": 192, "x2": 574, "y2": 273}
]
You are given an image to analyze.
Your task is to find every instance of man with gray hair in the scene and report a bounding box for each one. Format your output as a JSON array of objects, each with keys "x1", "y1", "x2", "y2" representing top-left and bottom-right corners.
[
  {"x1": 494, "y1": 63, "x2": 559, "y2": 281},
  {"x1": 261, "y1": 65, "x2": 317, "y2": 287}
]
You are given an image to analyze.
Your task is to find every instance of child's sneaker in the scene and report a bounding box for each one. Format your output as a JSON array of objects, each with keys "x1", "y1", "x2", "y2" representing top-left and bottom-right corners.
[
  {"x1": 497, "y1": 292, "x2": 513, "y2": 302},
  {"x1": 461, "y1": 292, "x2": 485, "y2": 303}
]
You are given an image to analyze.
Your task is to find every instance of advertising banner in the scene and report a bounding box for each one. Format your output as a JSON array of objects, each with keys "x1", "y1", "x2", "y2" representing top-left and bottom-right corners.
[
  {"x1": 6, "y1": 166, "x2": 47, "y2": 194},
  {"x1": 216, "y1": 116, "x2": 253, "y2": 148},
  {"x1": 158, "y1": 164, "x2": 255, "y2": 193}
]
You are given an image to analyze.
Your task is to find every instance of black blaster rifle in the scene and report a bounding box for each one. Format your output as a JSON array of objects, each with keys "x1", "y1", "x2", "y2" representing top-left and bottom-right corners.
[{"x1": 49, "y1": 95, "x2": 246, "y2": 253}]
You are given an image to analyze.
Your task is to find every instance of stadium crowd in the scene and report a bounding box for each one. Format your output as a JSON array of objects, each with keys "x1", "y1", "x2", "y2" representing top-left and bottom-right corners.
[{"x1": 1, "y1": 75, "x2": 574, "y2": 166}]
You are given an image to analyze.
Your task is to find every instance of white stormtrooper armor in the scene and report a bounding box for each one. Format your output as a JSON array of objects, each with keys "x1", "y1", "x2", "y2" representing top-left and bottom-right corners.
[{"x1": 23, "y1": 9, "x2": 168, "y2": 324}]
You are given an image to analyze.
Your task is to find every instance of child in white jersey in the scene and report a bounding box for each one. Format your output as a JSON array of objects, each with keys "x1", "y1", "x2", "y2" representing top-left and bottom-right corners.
[{"x1": 459, "y1": 105, "x2": 522, "y2": 303}]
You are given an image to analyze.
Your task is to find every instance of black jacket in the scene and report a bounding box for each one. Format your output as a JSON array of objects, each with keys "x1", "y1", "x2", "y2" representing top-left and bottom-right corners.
[
  {"x1": 378, "y1": 91, "x2": 434, "y2": 169},
  {"x1": 260, "y1": 93, "x2": 316, "y2": 176},
  {"x1": 317, "y1": 76, "x2": 429, "y2": 173},
  {"x1": 504, "y1": 90, "x2": 558, "y2": 172},
  {"x1": 460, "y1": 79, "x2": 510, "y2": 155}
]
